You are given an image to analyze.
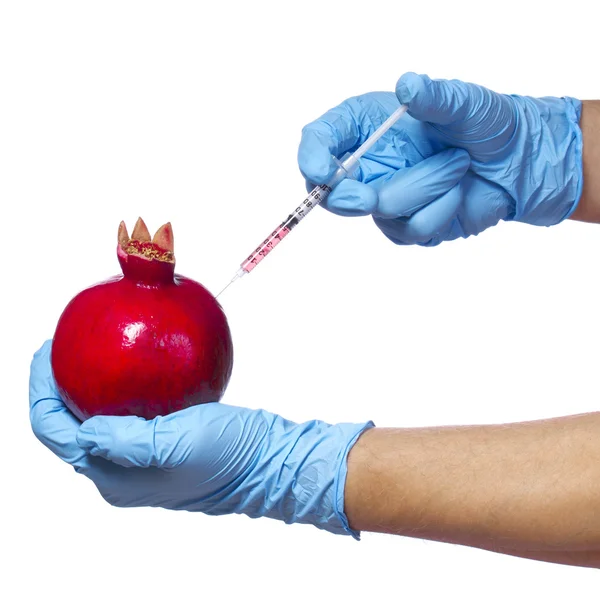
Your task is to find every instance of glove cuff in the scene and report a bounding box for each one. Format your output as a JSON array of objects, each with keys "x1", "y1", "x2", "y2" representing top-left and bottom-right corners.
[
  {"x1": 230, "y1": 415, "x2": 375, "y2": 539},
  {"x1": 331, "y1": 421, "x2": 375, "y2": 539},
  {"x1": 509, "y1": 95, "x2": 583, "y2": 226}
]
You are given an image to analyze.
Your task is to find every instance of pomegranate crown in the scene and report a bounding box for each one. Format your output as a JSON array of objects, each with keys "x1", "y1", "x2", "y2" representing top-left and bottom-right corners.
[
  {"x1": 117, "y1": 217, "x2": 175, "y2": 283},
  {"x1": 118, "y1": 217, "x2": 174, "y2": 260}
]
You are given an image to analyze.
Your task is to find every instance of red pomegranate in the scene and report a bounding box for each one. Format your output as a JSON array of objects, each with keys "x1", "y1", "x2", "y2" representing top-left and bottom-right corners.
[{"x1": 51, "y1": 217, "x2": 234, "y2": 421}]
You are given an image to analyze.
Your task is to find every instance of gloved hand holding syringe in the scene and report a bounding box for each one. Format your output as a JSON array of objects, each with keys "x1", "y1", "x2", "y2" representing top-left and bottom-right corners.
[{"x1": 216, "y1": 104, "x2": 409, "y2": 298}]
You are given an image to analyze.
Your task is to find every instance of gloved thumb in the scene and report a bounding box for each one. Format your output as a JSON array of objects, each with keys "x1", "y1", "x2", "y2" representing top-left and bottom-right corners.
[
  {"x1": 395, "y1": 72, "x2": 480, "y2": 126},
  {"x1": 76, "y1": 413, "x2": 188, "y2": 469}
]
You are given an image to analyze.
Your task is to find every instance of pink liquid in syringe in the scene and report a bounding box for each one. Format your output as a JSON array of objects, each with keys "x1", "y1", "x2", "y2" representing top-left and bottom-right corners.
[
  {"x1": 239, "y1": 183, "x2": 330, "y2": 274},
  {"x1": 241, "y1": 222, "x2": 292, "y2": 272}
]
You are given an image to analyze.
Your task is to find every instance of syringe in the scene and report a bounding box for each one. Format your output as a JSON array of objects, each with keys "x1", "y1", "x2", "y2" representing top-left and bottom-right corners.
[{"x1": 216, "y1": 103, "x2": 409, "y2": 298}]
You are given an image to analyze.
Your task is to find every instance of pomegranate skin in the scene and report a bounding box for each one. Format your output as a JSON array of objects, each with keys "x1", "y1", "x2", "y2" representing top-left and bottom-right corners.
[{"x1": 51, "y1": 231, "x2": 234, "y2": 421}]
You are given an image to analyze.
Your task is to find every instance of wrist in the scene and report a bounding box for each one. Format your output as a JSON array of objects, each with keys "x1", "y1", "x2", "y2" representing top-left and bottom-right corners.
[
  {"x1": 569, "y1": 100, "x2": 600, "y2": 223},
  {"x1": 224, "y1": 413, "x2": 374, "y2": 538},
  {"x1": 507, "y1": 94, "x2": 583, "y2": 226}
]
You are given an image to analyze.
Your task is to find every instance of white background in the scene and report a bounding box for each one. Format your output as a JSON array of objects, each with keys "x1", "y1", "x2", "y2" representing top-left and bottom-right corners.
[{"x1": 2, "y1": 0, "x2": 600, "y2": 597}]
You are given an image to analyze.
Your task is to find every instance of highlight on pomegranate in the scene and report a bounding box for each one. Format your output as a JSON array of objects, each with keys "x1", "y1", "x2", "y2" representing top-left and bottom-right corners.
[{"x1": 51, "y1": 217, "x2": 234, "y2": 421}]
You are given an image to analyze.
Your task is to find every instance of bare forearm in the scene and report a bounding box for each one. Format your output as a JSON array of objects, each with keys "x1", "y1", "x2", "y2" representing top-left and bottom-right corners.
[
  {"x1": 344, "y1": 412, "x2": 600, "y2": 564},
  {"x1": 570, "y1": 100, "x2": 600, "y2": 223}
]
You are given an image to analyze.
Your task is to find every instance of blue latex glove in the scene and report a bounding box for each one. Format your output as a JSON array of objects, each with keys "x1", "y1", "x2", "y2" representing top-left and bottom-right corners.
[
  {"x1": 29, "y1": 340, "x2": 373, "y2": 537},
  {"x1": 298, "y1": 72, "x2": 583, "y2": 246}
]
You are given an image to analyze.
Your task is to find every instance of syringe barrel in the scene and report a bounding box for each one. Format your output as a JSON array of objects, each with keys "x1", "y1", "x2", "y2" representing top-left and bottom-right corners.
[
  {"x1": 240, "y1": 222, "x2": 292, "y2": 273},
  {"x1": 239, "y1": 181, "x2": 334, "y2": 273}
]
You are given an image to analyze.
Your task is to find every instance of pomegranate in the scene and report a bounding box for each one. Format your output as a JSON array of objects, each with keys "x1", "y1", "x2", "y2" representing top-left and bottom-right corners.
[{"x1": 51, "y1": 217, "x2": 234, "y2": 421}]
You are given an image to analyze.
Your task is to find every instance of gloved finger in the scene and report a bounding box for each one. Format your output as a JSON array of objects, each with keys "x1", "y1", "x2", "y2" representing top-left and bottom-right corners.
[
  {"x1": 318, "y1": 178, "x2": 379, "y2": 216},
  {"x1": 395, "y1": 73, "x2": 515, "y2": 155},
  {"x1": 307, "y1": 147, "x2": 469, "y2": 218},
  {"x1": 298, "y1": 123, "x2": 358, "y2": 185},
  {"x1": 76, "y1": 411, "x2": 193, "y2": 469},
  {"x1": 298, "y1": 129, "x2": 339, "y2": 185},
  {"x1": 29, "y1": 340, "x2": 89, "y2": 468},
  {"x1": 374, "y1": 148, "x2": 470, "y2": 219},
  {"x1": 374, "y1": 181, "x2": 464, "y2": 245},
  {"x1": 457, "y1": 173, "x2": 515, "y2": 234},
  {"x1": 29, "y1": 340, "x2": 59, "y2": 410},
  {"x1": 396, "y1": 72, "x2": 475, "y2": 126}
]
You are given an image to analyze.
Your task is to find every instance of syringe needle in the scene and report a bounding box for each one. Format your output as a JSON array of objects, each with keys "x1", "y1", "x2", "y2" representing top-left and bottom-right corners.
[
  {"x1": 215, "y1": 281, "x2": 233, "y2": 299},
  {"x1": 216, "y1": 278, "x2": 236, "y2": 299},
  {"x1": 215, "y1": 269, "x2": 245, "y2": 299}
]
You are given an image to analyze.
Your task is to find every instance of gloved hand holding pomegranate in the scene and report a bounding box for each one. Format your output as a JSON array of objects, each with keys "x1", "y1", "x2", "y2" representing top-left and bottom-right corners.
[
  {"x1": 29, "y1": 216, "x2": 372, "y2": 536},
  {"x1": 30, "y1": 339, "x2": 372, "y2": 536}
]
